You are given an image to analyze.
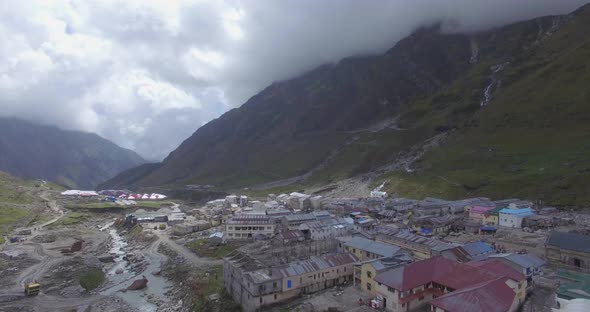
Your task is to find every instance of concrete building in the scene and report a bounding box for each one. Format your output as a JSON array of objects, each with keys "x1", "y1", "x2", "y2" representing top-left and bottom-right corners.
[
  {"x1": 482, "y1": 207, "x2": 503, "y2": 225},
  {"x1": 355, "y1": 255, "x2": 413, "y2": 295},
  {"x1": 298, "y1": 220, "x2": 350, "y2": 240},
  {"x1": 440, "y1": 241, "x2": 494, "y2": 263},
  {"x1": 488, "y1": 253, "x2": 545, "y2": 286},
  {"x1": 372, "y1": 257, "x2": 525, "y2": 312},
  {"x1": 340, "y1": 237, "x2": 402, "y2": 261},
  {"x1": 224, "y1": 251, "x2": 358, "y2": 312},
  {"x1": 172, "y1": 220, "x2": 211, "y2": 236},
  {"x1": 282, "y1": 213, "x2": 316, "y2": 230},
  {"x1": 469, "y1": 205, "x2": 496, "y2": 222},
  {"x1": 226, "y1": 214, "x2": 276, "y2": 240},
  {"x1": 499, "y1": 208, "x2": 535, "y2": 228},
  {"x1": 286, "y1": 192, "x2": 311, "y2": 210},
  {"x1": 376, "y1": 231, "x2": 456, "y2": 260},
  {"x1": 546, "y1": 231, "x2": 590, "y2": 272},
  {"x1": 430, "y1": 278, "x2": 520, "y2": 312}
]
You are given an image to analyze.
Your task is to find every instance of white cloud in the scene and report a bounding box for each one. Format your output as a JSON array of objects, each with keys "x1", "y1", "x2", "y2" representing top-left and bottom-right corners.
[{"x1": 0, "y1": 0, "x2": 588, "y2": 161}]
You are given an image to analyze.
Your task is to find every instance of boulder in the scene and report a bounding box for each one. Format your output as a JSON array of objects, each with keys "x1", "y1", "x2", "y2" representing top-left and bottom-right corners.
[
  {"x1": 98, "y1": 255, "x2": 115, "y2": 263},
  {"x1": 126, "y1": 277, "x2": 148, "y2": 291}
]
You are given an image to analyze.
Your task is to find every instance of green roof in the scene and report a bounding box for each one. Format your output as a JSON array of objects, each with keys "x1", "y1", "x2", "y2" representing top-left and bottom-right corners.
[{"x1": 556, "y1": 271, "x2": 590, "y2": 300}]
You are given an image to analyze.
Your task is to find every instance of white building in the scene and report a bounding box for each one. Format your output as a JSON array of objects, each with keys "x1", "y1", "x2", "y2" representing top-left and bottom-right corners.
[
  {"x1": 499, "y1": 208, "x2": 535, "y2": 228},
  {"x1": 226, "y1": 214, "x2": 276, "y2": 240}
]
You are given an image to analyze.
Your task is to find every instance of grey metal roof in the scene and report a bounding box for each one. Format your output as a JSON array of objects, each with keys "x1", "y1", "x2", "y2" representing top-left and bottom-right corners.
[
  {"x1": 344, "y1": 237, "x2": 400, "y2": 257},
  {"x1": 284, "y1": 213, "x2": 316, "y2": 222},
  {"x1": 276, "y1": 253, "x2": 358, "y2": 277},
  {"x1": 489, "y1": 253, "x2": 545, "y2": 268},
  {"x1": 546, "y1": 231, "x2": 590, "y2": 253}
]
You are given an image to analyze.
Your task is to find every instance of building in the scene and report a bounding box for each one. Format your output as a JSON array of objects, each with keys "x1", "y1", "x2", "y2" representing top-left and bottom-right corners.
[
  {"x1": 340, "y1": 237, "x2": 402, "y2": 261},
  {"x1": 469, "y1": 205, "x2": 496, "y2": 222},
  {"x1": 556, "y1": 270, "x2": 590, "y2": 300},
  {"x1": 171, "y1": 220, "x2": 211, "y2": 236},
  {"x1": 282, "y1": 213, "x2": 317, "y2": 230},
  {"x1": 441, "y1": 241, "x2": 494, "y2": 263},
  {"x1": 498, "y1": 208, "x2": 535, "y2": 228},
  {"x1": 430, "y1": 277, "x2": 520, "y2": 312},
  {"x1": 355, "y1": 255, "x2": 413, "y2": 295},
  {"x1": 482, "y1": 207, "x2": 503, "y2": 225},
  {"x1": 488, "y1": 253, "x2": 545, "y2": 285},
  {"x1": 208, "y1": 232, "x2": 224, "y2": 245},
  {"x1": 298, "y1": 221, "x2": 349, "y2": 240},
  {"x1": 413, "y1": 216, "x2": 457, "y2": 234},
  {"x1": 273, "y1": 230, "x2": 305, "y2": 245},
  {"x1": 286, "y1": 192, "x2": 311, "y2": 210},
  {"x1": 226, "y1": 214, "x2": 276, "y2": 240},
  {"x1": 372, "y1": 257, "x2": 525, "y2": 312},
  {"x1": 377, "y1": 231, "x2": 456, "y2": 260},
  {"x1": 224, "y1": 251, "x2": 358, "y2": 312},
  {"x1": 546, "y1": 231, "x2": 590, "y2": 272}
]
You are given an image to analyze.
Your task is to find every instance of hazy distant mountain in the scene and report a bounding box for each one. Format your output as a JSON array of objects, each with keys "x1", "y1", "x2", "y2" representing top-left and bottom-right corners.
[
  {"x1": 0, "y1": 118, "x2": 145, "y2": 189},
  {"x1": 102, "y1": 4, "x2": 590, "y2": 207}
]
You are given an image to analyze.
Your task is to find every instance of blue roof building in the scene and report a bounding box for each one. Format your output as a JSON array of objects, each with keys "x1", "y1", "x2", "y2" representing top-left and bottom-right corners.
[{"x1": 499, "y1": 208, "x2": 535, "y2": 228}]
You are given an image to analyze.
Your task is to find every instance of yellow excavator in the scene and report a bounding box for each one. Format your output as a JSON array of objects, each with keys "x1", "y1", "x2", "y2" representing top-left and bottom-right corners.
[{"x1": 24, "y1": 281, "x2": 41, "y2": 296}]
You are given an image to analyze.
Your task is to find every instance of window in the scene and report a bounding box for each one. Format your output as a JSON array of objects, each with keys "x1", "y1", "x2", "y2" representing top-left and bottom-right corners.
[
  {"x1": 419, "y1": 296, "x2": 424, "y2": 301},
  {"x1": 353, "y1": 249, "x2": 356, "y2": 253},
  {"x1": 366, "y1": 251, "x2": 370, "y2": 257},
  {"x1": 367, "y1": 283, "x2": 372, "y2": 290},
  {"x1": 287, "y1": 280, "x2": 292, "y2": 289},
  {"x1": 274, "y1": 294, "x2": 277, "y2": 300},
  {"x1": 273, "y1": 282, "x2": 277, "y2": 288},
  {"x1": 228, "y1": 226, "x2": 233, "y2": 230},
  {"x1": 260, "y1": 297, "x2": 263, "y2": 304},
  {"x1": 518, "y1": 283, "x2": 522, "y2": 289},
  {"x1": 367, "y1": 271, "x2": 372, "y2": 278},
  {"x1": 344, "y1": 267, "x2": 347, "y2": 272}
]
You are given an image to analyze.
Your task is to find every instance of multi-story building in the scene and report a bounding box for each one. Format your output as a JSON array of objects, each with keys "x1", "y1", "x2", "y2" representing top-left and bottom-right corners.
[
  {"x1": 339, "y1": 237, "x2": 402, "y2": 261},
  {"x1": 355, "y1": 255, "x2": 413, "y2": 295},
  {"x1": 372, "y1": 257, "x2": 526, "y2": 312},
  {"x1": 498, "y1": 208, "x2": 535, "y2": 228},
  {"x1": 545, "y1": 231, "x2": 590, "y2": 272},
  {"x1": 225, "y1": 214, "x2": 276, "y2": 240},
  {"x1": 376, "y1": 230, "x2": 456, "y2": 260},
  {"x1": 282, "y1": 213, "x2": 317, "y2": 230},
  {"x1": 224, "y1": 251, "x2": 358, "y2": 312},
  {"x1": 488, "y1": 253, "x2": 545, "y2": 286}
]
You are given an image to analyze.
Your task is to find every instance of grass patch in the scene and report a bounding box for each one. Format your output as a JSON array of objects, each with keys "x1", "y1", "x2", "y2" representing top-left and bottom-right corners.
[
  {"x1": 56, "y1": 212, "x2": 86, "y2": 226},
  {"x1": 186, "y1": 240, "x2": 239, "y2": 259},
  {"x1": 79, "y1": 268, "x2": 105, "y2": 291},
  {"x1": 0, "y1": 207, "x2": 28, "y2": 244}
]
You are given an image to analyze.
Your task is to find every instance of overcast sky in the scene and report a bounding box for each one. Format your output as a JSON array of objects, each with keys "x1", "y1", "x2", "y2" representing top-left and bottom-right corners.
[{"x1": 1, "y1": 0, "x2": 588, "y2": 161}]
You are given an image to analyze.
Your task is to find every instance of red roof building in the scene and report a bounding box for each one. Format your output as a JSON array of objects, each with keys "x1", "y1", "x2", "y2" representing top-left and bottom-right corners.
[
  {"x1": 430, "y1": 277, "x2": 517, "y2": 312},
  {"x1": 372, "y1": 257, "x2": 526, "y2": 312}
]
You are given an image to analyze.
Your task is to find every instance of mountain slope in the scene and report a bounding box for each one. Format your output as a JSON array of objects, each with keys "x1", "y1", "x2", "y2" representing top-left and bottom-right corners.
[
  {"x1": 0, "y1": 118, "x2": 145, "y2": 189},
  {"x1": 103, "y1": 4, "x2": 590, "y2": 207}
]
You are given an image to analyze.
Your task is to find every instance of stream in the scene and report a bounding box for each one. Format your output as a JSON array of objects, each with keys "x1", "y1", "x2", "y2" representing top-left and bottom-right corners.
[{"x1": 100, "y1": 221, "x2": 172, "y2": 312}]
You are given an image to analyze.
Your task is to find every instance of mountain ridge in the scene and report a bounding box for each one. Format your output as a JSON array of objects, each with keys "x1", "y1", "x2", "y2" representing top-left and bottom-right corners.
[
  {"x1": 102, "y1": 3, "x2": 590, "y2": 207},
  {"x1": 0, "y1": 117, "x2": 145, "y2": 189}
]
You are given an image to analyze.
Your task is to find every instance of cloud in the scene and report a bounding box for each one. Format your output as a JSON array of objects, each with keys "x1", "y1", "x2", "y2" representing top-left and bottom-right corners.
[{"x1": 0, "y1": 0, "x2": 588, "y2": 160}]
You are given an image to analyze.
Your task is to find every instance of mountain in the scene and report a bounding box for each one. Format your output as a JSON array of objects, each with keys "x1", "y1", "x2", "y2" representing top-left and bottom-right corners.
[
  {"x1": 102, "y1": 4, "x2": 590, "y2": 207},
  {"x1": 0, "y1": 118, "x2": 145, "y2": 189}
]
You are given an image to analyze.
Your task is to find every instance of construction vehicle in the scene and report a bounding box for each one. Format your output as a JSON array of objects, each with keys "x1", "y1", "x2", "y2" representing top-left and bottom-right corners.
[
  {"x1": 159, "y1": 224, "x2": 166, "y2": 230},
  {"x1": 24, "y1": 281, "x2": 41, "y2": 296}
]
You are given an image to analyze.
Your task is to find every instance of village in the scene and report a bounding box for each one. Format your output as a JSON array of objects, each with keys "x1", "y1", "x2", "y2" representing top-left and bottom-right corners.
[{"x1": 2, "y1": 184, "x2": 590, "y2": 312}]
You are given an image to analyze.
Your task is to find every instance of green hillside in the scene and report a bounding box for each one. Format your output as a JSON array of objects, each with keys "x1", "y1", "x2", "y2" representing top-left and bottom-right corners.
[{"x1": 102, "y1": 5, "x2": 590, "y2": 207}]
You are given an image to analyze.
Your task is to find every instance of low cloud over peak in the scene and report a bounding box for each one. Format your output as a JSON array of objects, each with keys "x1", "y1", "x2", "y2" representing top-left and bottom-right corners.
[{"x1": 1, "y1": 0, "x2": 588, "y2": 160}]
